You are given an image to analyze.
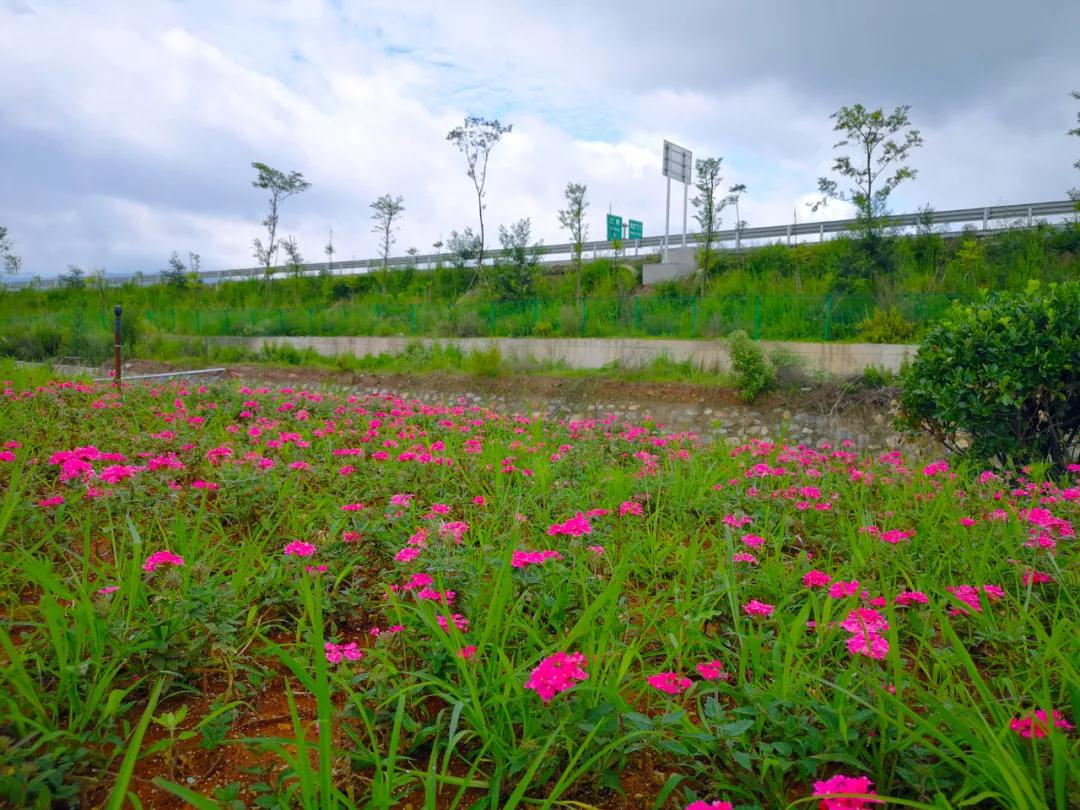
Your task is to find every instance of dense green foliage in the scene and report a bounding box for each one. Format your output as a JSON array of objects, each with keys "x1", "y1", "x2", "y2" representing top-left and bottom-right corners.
[
  {"x1": 727, "y1": 330, "x2": 776, "y2": 402},
  {"x1": 1, "y1": 223, "x2": 1077, "y2": 365},
  {"x1": 899, "y1": 282, "x2": 1080, "y2": 472}
]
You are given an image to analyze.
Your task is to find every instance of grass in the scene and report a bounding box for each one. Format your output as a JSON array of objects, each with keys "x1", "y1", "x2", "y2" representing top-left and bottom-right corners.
[{"x1": 0, "y1": 367, "x2": 1076, "y2": 808}]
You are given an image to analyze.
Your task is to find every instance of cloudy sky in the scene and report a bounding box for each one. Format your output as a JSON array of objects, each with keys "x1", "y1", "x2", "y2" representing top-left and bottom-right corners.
[{"x1": 2, "y1": 0, "x2": 1078, "y2": 277}]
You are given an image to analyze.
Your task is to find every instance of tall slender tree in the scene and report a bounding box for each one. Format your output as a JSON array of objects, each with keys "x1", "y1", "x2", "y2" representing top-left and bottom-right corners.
[
  {"x1": 0, "y1": 226, "x2": 20, "y2": 275},
  {"x1": 557, "y1": 182, "x2": 589, "y2": 301},
  {"x1": 371, "y1": 194, "x2": 405, "y2": 294},
  {"x1": 1069, "y1": 90, "x2": 1080, "y2": 202},
  {"x1": 250, "y1": 162, "x2": 311, "y2": 284},
  {"x1": 446, "y1": 116, "x2": 512, "y2": 285},
  {"x1": 692, "y1": 157, "x2": 726, "y2": 293},
  {"x1": 811, "y1": 104, "x2": 923, "y2": 236},
  {"x1": 726, "y1": 183, "x2": 748, "y2": 249}
]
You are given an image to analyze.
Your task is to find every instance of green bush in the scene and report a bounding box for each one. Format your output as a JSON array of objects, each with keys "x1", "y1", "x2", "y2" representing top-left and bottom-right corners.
[
  {"x1": 856, "y1": 307, "x2": 917, "y2": 343},
  {"x1": 899, "y1": 281, "x2": 1080, "y2": 472},
  {"x1": 728, "y1": 330, "x2": 776, "y2": 402}
]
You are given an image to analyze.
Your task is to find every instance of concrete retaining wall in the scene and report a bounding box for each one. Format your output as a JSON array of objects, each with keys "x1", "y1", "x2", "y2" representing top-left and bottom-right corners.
[{"x1": 209, "y1": 335, "x2": 916, "y2": 376}]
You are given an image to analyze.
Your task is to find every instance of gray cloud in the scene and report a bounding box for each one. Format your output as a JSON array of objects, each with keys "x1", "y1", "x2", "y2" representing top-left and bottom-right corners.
[{"x1": 0, "y1": 0, "x2": 1077, "y2": 277}]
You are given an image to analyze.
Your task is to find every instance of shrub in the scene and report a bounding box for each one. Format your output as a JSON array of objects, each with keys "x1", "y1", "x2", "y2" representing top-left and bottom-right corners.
[
  {"x1": 728, "y1": 330, "x2": 775, "y2": 402},
  {"x1": 898, "y1": 281, "x2": 1080, "y2": 472},
  {"x1": 856, "y1": 307, "x2": 917, "y2": 343},
  {"x1": 466, "y1": 344, "x2": 502, "y2": 377}
]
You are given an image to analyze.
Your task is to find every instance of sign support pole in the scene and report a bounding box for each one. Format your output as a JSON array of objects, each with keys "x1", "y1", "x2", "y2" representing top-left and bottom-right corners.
[
  {"x1": 663, "y1": 175, "x2": 671, "y2": 262},
  {"x1": 682, "y1": 176, "x2": 689, "y2": 249}
]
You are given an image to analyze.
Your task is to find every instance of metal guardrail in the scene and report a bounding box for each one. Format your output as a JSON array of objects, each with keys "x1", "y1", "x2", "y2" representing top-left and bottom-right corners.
[{"x1": 3, "y1": 199, "x2": 1075, "y2": 291}]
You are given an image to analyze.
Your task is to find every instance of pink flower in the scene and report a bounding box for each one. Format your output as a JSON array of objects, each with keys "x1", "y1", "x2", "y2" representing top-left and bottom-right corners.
[
  {"x1": 97, "y1": 585, "x2": 119, "y2": 596},
  {"x1": 191, "y1": 479, "x2": 217, "y2": 490},
  {"x1": 803, "y1": 570, "x2": 831, "y2": 588},
  {"x1": 1010, "y1": 708, "x2": 1074, "y2": 739},
  {"x1": 647, "y1": 672, "x2": 692, "y2": 695},
  {"x1": 743, "y1": 600, "x2": 775, "y2": 617},
  {"x1": 587, "y1": 545, "x2": 605, "y2": 556},
  {"x1": 923, "y1": 460, "x2": 949, "y2": 477},
  {"x1": 36, "y1": 496, "x2": 65, "y2": 508},
  {"x1": 946, "y1": 584, "x2": 1004, "y2": 615},
  {"x1": 511, "y1": 550, "x2": 563, "y2": 568},
  {"x1": 436, "y1": 613, "x2": 469, "y2": 633},
  {"x1": 1021, "y1": 569, "x2": 1053, "y2": 586},
  {"x1": 143, "y1": 550, "x2": 184, "y2": 573},
  {"x1": 686, "y1": 802, "x2": 732, "y2": 810},
  {"x1": 341, "y1": 502, "x2": 366, "y2": 512},
  {"x1": 879, "y1": 529, "x2": 915, "y2": 544},
  {"x1": 812, "y1": 774, "x2": 882, "y2": 809},
  {"x1": 839, "y1": 608, "x2": 889, "y2": 635},
  {"x1": 845, "y1": 632, "x2": 889, "y2": 660},
  {"x1": 472, "y1": 495, "x2": 486, "y2": 506},
  {"x1": 619, "y1": 500, "x2": 643, "y2": 516},
  {"x1": 547, "y1": 513, "x2": 593, "y2": 537},
  {"x1": 325, "y1": 641, "x2": 364, "y2": 664},
  {"x1": 732, "y1": 552, "x2": 757, "y2": 564},
  {"x1": 741, "y1": 533, "x2": 765, "y2": 548},
  {"x1": 457, "y1": 645, "x2": 477, "y2": 660},
  {"x1": 895, "y1": 590, "x2": 928, "y2": 606},
  {"x1": 695, "y1": 660, "x2": 728, "y2": 681},
  {"x1": 525, "y1": 651, "x2": 588, "y2": 702},
  {"x1": 395, "y1": 547, "x2": 422, "y2": 563},
  {"x1": 828, "y1": 579, "x2": 861, "y2": 599},
  {"x1": 283, "y1": 541, "x2": 317, "y2": 558}
]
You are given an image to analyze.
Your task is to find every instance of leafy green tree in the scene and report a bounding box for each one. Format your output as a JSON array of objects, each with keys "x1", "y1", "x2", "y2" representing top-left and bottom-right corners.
[
  {"x1": 58, "y1": 265, "x2": 85, "y2": 290},
  {"x1": 0, "y1": 226, "x2": 21, "y2": 275},
  {"x1": 446, "y1": 228, "x2": 481, "y2": 270},
  {"x1": 250, "y1": 162, "x2": 311, "y2": 283},
  {"x1": 812, "y1": 104, "x2": 923, "y2": 235},
  {"x1": 557, "y1": 182, "x2": 589, "y2": 301},
  {"x1": 446, "y1": 116, "x2": 512, "y2": 284},
  {"x1": 726, "y1": 183, "x2": 748, "y2": 248},
  {"x1": 280, "y1": 235, "x2": 304, "y2": 279},
  {"x1": 371, "y1": 194, "x2": 405, "y2": 294},
  {"x1": 1069, "y1": 90, "x2": 1080, "y2": 202},
  {"x1": 692, "y1": 157, "x2": 726, "y2": 291},
  {"x1": 162, "y1": 251, "x2": 188, "y2": 289},
  {"x1": 495, "y1": 218, "x2": 541, "y2": 301}
]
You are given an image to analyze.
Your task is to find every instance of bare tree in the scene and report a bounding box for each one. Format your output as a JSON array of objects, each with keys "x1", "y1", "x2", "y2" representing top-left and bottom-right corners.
[
  {"x1": 557, "y1": 182, "x2": 589, "y2": 301},
  {"x1": 446, "y1": 116, "x2": 512, "y2": 285},
  {"x1": 250, "y1": 162, "x2": 311, "y2": 283},
  {"x1": 371, "y1": 194, "x2": 405, "y2": 294},
  {"x1": 811, "y1": 104, "x2": 923, "y2": 236}
]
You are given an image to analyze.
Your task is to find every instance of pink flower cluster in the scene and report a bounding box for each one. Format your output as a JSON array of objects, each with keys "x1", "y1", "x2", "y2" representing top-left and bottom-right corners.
[
  {"x1": 511, "y1": 549, "x2": 563, "y2": 568},
  {"x1": 686, "y1": 802, "x2": 732, "y2": 810},
  {"x1": 525, "y1": 651, "x2": 589, "y2": 702},
  {"x1": 324, "y1": 641, "x2": 364, "y2": 664},
  {"x1": 283, "y1": 541, "x2": 317, "y2": 558},
  {"x1": 743, "y1": 599, "x2": 775, "y2": 617},
  {"x1": 946, "y1": 584, "x2": 1005, "y2": 615},
  {"x1": 648, "y1": 671, "x2": 693, "y2": 695},
  {"x1": 547, "y1": 513, "x2": 592, "y2": 537},
  {"x1": 143, "y1": 550, "x2": 184, "y2": 573},
  {"x1": 695, "y1": 660, "x2": 729, "y2": 681},
  {"x1": 1010, "y1": 708, "x2": 1073, "y2": 739},
  {"x1": 812, "y1": 774, "x2": 881, "y2": 809}
]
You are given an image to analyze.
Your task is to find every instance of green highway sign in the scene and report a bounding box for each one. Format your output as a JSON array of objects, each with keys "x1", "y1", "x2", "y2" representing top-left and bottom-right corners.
[
  {"x1": 628, "y1": 219, "x2": 643, "y2": 240},
  {"x1": 606, "y1": 213, "x2": 623, "y2": 241}
]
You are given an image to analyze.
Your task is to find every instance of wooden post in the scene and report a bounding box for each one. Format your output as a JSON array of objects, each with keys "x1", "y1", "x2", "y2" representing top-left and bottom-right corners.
[{"x1": 113, "y1": 304, "x2": 122, "y2": 388}]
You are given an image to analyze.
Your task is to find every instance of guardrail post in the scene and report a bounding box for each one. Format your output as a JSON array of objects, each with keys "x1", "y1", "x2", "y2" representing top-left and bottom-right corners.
[
  {"x1": 635, "y1": 238, "x2": 640, "y2": 257},
  {"x1": 982, "y1": 207, "x2": 989, "y2": 231},
  {"x1": 1028, "y1": 206, "x2": 1033, "y2": 228},
  {"x1": 786, "y1": 224, "x2": 792, "y2": 246},
  {"x1": 819, "y1": 223, "x2": 825, "y2": 243}
]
